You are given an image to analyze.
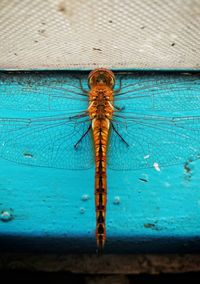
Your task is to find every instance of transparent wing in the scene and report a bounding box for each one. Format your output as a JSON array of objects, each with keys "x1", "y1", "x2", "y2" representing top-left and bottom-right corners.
[
  {"x1": 114, "y1": 73, "x2": 200, "y2": 112},
  {"x1": 0, "y1": 72, "x2": 88, "y2": 112},
  {"x1": 107, "y1": 113, "x2": 200, "y2": 170},
  {"x1": 0, "y1": 115, "x2": 93, "y2": 169},
  {"x1": 1, "y1": 71, "x2": 200, "y2": 171}
]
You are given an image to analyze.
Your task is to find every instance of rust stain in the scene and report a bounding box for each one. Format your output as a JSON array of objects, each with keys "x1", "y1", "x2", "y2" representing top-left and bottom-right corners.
[
  {"x1": 58, "y1": 1, "x2": 66, "y2": 13},
  {"x1": 57, "y1": 1, "x2": 73, "y2": 17}
]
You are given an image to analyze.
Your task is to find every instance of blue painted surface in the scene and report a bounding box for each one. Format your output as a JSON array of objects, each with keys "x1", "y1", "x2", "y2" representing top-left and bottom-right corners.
[{"x1": 0, "y1": 71, "x2": 200, "y2": 254}]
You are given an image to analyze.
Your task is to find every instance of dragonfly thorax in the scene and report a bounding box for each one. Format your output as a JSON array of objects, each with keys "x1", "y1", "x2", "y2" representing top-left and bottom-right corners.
[{"x1": 88, "y1": 84, "x2": 114, "y2": 121}]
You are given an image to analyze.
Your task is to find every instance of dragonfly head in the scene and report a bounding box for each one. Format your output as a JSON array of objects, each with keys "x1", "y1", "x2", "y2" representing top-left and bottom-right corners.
[{"x1": 88, "y1": 68, "x2": 115, "y2": 89}]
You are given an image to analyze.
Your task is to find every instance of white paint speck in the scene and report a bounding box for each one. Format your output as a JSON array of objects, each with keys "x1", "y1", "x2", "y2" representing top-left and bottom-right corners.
[
  {"x1": 153, "y1": 162, "x2": 160, "y2": 172},
  {"x1": 0, "y1": 210, "x2": 13, "y2": 222},
  {"x1": 144, "y1": 154, "x2": 150, "y2": 159},
  {"x1": 81, "y1": 194, "x2": 90, "y2": 201}
]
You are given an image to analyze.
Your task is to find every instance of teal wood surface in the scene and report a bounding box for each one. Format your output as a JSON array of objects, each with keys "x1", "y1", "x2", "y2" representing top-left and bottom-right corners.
[{"x1": 0, "y1": 71, "x2": 200, "y2": 253}]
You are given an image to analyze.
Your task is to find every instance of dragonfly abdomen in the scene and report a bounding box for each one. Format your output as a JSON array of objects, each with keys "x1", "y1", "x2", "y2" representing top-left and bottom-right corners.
[{"x1": 92, "y1": 118, "x2": 110, "y2": 254}]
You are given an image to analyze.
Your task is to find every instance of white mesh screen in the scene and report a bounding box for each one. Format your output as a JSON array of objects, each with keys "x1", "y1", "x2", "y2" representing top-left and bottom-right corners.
[{"x1": 0, "y1": 0, "x2": 199, "y2": 70}]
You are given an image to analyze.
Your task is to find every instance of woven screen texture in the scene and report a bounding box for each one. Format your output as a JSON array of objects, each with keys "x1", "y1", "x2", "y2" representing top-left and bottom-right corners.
[{"x1": 0, "y1": 0, "x2": 199, "y2": 70}]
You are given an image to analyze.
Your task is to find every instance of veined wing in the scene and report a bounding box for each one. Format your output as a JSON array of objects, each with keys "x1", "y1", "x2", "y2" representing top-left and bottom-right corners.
[
  {"x1": 114, "y1": 73, "x2": 200, "y2": 112},
  {"x1": 108, "y1": 113, "x2": 200, "y2": 170},
  {"x1": 0, "y1": 115, "x2": 93, "y2": 169},
  {"x1": 0, "y1": 73, "x2": 88, "y2": 112}
]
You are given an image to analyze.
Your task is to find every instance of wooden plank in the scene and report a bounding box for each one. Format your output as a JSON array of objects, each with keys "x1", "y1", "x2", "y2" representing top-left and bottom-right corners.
[{"x1": 0, "y1": 71, "x2": 200, "y2": 254}]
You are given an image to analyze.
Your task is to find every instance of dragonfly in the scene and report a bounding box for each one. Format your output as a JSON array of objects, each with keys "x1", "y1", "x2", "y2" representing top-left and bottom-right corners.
[{"x1": 0, "y1": 69, "x2": 200, "y2": 254}]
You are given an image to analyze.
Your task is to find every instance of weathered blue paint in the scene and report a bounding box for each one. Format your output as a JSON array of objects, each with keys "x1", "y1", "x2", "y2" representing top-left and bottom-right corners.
[{"x1": 0, "y1": 71, "x2": 200, "y2": 254}]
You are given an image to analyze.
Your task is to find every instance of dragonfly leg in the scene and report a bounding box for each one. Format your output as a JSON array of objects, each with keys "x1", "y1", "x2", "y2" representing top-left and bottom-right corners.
[
  {"x1": 69, "y1": 112, "x2": 88, "y2": 120},
  {"x1": 114, "y1": 77, "x2": 123, "y2": 94},
  {"x1": 77, "y1": 78, "x2": 89, "y2": 94},
  {"x1": 114, "y1": 105, "x2": 125, "y2": 111},
  {"x1": 111, "y1": 122, "x2": 129, "y2": 147},
  {"x1": 74, "y1": 124, "x2": 92, "y2": 149}
]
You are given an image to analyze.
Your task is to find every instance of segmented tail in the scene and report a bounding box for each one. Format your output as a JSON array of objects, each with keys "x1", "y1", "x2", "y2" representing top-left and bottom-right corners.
[
  {"x1": 93, "y1": 122, "x2": 109, "y2": 255},
  {"x1": 95, "y1": 159, "x2": 107, "y2": 255}
]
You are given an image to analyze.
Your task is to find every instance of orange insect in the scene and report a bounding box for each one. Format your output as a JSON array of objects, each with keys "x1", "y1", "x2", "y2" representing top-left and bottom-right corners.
[{"x1": 87, "y1": 68, "x2": 115, "y2": 254}]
